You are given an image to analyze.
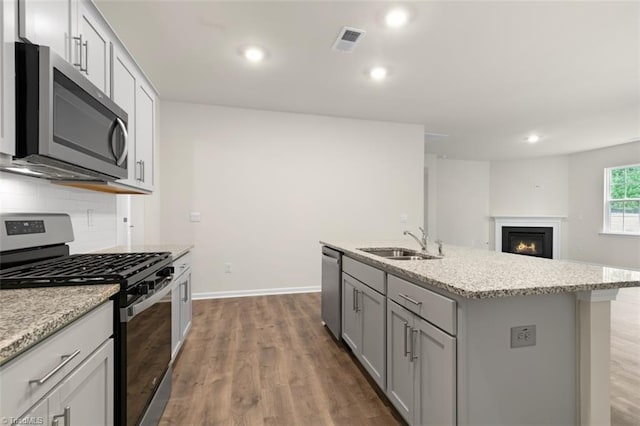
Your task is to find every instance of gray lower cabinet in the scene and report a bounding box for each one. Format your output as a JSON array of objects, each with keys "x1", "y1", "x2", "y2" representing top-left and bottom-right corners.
[
  {"x1": 387, "y1": 300, "x2": 456, "y2": 426},
  {"x1": 171, "y1": 252, "x2": 193, "y2": 359},
  {"x1": 341, "y1": 272, "x2": 386, "y2": 390}
]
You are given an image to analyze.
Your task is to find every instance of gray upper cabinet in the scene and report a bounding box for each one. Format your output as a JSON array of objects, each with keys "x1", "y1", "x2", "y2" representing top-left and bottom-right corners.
[
  {"x1": 135, "y1": 80, "x2": 155, "y2": 190},
  {"x1": 74, "y1": 0, "x2": 111, "y2": 93},
  {"x1": 111, "y1": 43, "x2": 137, "y2": 185},
  {"x1": 18, "y1": 0, "x2": 71, "y2": 60}
]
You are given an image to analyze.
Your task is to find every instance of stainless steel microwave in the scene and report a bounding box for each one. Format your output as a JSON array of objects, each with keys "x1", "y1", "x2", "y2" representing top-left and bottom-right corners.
[{"x1": 9, "y1": 42, "x2": 128, "y2": 181}]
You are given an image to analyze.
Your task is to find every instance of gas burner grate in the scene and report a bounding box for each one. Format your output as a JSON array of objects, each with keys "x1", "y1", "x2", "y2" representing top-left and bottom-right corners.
[{"x1": 0, "y1": 252, "x2": 170, "y2": 288}]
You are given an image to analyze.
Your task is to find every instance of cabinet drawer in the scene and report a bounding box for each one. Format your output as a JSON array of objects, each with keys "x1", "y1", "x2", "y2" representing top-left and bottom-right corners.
[
  {"x1": 0, "y1": 301, "x2": 113, "y2": 419},
  {"x1": 343, "y1": 256, "x2": 385, "y2": 294},
  {"x1": 388, "y1": 275, "x2": 456, "y2": 335},
  {"x1": 173, "y1": 251, "x2": 192, "y2": 280}
]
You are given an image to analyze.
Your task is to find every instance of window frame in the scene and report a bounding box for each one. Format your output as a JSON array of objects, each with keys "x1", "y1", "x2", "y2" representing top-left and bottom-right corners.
[{"x1": 603, "y1": 163, "x2": 640, "y2": 236}]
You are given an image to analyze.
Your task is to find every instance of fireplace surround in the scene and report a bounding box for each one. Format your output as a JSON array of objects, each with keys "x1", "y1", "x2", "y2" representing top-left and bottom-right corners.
[{"x1": 493, "y1": 216, "x2": 564, "y2": 260}]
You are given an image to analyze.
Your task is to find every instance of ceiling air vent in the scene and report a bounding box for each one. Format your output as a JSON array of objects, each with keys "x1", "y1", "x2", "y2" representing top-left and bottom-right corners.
[{"x1": 332, "y1": 27, "x2": 366, "y2": 53}]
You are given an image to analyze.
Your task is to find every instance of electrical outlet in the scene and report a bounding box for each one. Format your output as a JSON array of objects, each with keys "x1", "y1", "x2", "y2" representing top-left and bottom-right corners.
[
  {"x1": 400, "y1": 213, "x2": 408, "y2": 224},
  {"x1": 224, "y1": 263, "x2": 232, "y2": 273},
  {"x1": 510, "y1": 325, "x2": 536, "y2": 348},
  {"x1": 87, "y1": 209, "x2": 94, "y2": 227}
]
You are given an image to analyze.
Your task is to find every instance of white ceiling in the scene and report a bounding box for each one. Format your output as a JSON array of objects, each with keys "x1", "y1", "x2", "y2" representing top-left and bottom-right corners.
[{"x1": 96, "y1": 1, "x2": 640, "y2": 160}]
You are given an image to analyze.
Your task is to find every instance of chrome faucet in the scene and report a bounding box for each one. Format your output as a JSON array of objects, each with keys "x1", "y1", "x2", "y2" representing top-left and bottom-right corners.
[{"x1": 404, "y1": 227, "x2": 428, "y2": 252}]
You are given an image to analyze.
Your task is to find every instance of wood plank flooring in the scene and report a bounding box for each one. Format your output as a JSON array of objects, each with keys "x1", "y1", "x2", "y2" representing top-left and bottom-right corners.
[
  {"x1": 162, "y1": 290, "x2": 639, "y2": 425},
  {"x1": 160, "y1": 293, "x2": 402, "y2": 426}
]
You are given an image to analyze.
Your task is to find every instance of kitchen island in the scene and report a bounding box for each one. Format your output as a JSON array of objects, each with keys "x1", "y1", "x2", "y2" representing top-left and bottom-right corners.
[{"x1": 321, "y1": 240, "x2": 640, "y2": 426}]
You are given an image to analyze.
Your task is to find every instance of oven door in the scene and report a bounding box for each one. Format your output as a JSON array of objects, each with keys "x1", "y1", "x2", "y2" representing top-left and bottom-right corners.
[
  {"x1": 15, "y1": 42, "x2": 128, "y2": 180},
  {"x1": 121, "y1": 278, "x2": 172, "y2": 425}
]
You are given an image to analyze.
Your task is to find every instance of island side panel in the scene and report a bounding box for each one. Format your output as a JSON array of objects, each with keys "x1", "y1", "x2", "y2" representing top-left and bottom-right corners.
[{"x1": 456, "y1": 292, "x2": 577, "y2": 426}]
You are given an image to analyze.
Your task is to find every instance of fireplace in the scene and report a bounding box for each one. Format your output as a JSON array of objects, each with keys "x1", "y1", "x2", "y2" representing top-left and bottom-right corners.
[
  {"x1": 502, "y1": 226, "x2": 553, "y2": 259},
  {"x1": 493, "y1": 216, "x2": 564, "y2": 260}
]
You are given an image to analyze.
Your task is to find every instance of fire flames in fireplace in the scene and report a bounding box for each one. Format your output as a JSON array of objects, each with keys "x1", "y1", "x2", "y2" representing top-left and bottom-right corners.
[{"x1": 515, "y1": 241, "x2": 537, "y2": 255}]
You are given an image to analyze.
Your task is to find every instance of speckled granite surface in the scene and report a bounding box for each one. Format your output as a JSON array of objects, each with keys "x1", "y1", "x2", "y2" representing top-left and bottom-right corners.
[
  {"x1": 0, "y1": 284, "x2": 119, "y2": 366},
  {"x1": 321, "y1": 240, "x2": 640, "y2": 299},
  {"x1": 92, "y1": 244, "x2": 193, "y2": 259}
]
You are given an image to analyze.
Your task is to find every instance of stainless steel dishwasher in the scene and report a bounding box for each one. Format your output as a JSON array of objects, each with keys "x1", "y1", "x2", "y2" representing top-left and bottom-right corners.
[{"x1": 321, "y1": 246, "x2": 342, "y2": 340}]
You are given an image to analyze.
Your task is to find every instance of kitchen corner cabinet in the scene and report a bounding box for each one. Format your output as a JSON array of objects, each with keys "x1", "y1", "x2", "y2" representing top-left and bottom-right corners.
[
  {"x1": 171, "y1": 252, "x2": 193, "y2": 359},
  {"x1": 341, "y1": 270, "x2": 386, "y2": 390},
  {"x1": 0, "y1": 301, "x2": 114, "y2": 424},
  {"x1": 1, "y1": 0, "x2": 16, "y2": 156}
]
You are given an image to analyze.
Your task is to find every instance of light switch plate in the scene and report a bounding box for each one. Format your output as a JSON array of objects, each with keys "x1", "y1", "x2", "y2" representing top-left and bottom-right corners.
[{"x1": 189, "y1": 212, "x2": 201, "y2": 222}]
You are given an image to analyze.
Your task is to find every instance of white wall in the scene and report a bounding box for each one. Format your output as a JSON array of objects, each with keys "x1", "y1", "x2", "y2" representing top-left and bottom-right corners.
[
  {"x1": 155, "y1": 101, "x2": 424, "y2": 296},
  {"x1": 490, "y1": 156, "x2": 569, "y2": 216},
  {"x1": 435, "y1": 159, "x2": 491, "y2": 250},
  {"x1": 0, "y1": 173, "x2": 117, "y2": 253},
  {"x1": 567, "y1": 141, "x2": 640, "y2": 269},
  {"x1": 424, "y1": 153, "x2": 437, "y2": 238}
]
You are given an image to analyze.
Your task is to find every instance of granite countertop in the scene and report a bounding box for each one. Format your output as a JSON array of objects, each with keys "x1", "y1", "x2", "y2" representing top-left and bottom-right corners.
[
  {"x1": 321, "y1": 240, "x2": 640, "y2": 299},
  {"x1": 92, "y1": 244, "x2": 194, "y2": 260},
  {"x1": 0, "y1": 284, "x2": 119, "y2": 366}
]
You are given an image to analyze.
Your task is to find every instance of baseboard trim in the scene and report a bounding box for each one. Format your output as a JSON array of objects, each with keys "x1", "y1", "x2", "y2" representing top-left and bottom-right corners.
[{"x1": 193, "y1": 286, "x2": 321, "y2": 300}]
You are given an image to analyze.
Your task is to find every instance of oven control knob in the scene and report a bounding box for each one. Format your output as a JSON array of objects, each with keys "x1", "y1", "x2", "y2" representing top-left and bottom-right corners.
[{"x1": 137, "y1": 283, "x2": 150, "y2": 295}]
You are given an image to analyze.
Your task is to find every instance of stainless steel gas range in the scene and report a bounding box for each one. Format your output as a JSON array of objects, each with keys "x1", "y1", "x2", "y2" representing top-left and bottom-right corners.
[{"x1": 0, "y1": 213, "x2": 173, "y2": 425}]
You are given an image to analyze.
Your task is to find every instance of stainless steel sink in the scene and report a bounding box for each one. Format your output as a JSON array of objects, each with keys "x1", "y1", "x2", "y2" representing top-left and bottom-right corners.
[{"x1": 358, "y1": 247, "x2": 441, "y2": 260}]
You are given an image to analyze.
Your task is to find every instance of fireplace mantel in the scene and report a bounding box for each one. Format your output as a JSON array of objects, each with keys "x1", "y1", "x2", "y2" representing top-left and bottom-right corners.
[{"x1": 492, "y1": 216, "x2": 566, "y2": 259}]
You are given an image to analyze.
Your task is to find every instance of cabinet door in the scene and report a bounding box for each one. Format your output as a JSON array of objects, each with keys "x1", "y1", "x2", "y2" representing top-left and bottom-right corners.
[
  {"x1": 1, "y1": 0, "x2": 16, "y2": 156},
  {"x1": 18, "y1": 0, "x2": 71, "y2": 60},
  {"x1": 171, "y1": 282, "x2": 181, "y2": 359},
  {"x1": 179, "y1": 272, "x2": 192, "y2": 341},
  {"x1": 359, "y1": 284, "x2": 386, "y2": 390},
  {"x1": 111, "y1": 44, "x2": 137, "y2": 185},
  {"x1": 414, "y1": 317, "x2": 456, "y2": 426},
  {"x1": 341, "y1": 274, "x2": 361, "y2": 353},
  {"x1": 387, "y1": 301, "x2": 415, "y2": 423},
  {"x1": 135, "y1": 80, "x2": 155, "y2": 190},
  {"x1": 48, "y1": 339, "x2": 114, "y2": 426},
  {"x1": 75, "y1": 0, "x2": 110, "y2": 93}
]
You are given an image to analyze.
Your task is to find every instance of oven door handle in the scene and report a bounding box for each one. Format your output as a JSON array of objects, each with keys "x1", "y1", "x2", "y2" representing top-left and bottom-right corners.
[{"x1": 120, "y1": 276, "x2": 173, "y2": 322}]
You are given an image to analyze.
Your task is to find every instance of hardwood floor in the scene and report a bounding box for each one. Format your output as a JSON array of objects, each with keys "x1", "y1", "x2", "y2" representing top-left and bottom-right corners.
[
  {"x1": 611, "y1": 287, "x2": 640, "y2": 426},
  {"x1": 160, "y1": 293, "x2": 402, "y2": 426},
  {"x1": 162, "y1": 290, "x2": 639, "y2": 425}
]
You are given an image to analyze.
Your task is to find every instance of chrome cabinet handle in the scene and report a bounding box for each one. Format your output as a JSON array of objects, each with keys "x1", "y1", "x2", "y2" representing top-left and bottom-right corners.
[
  {"x1": 72, "y1": 35, "x2": 83, "y2": 69},
  {"x1": 411, "y1": 328, "x2": 418, "y2": 361},
  {"x1": 399, "y1": 293, "x2": 422, "y2": 306},
  {"x1": 182, "y1": 281, "x2": 188, "y2": 302},
  {"x1": 141, "y1": 160, "x2": 145, "y2": 182},
  {"x1": 352, "y1": 287, "x2": 357, "y2": 312},
  {"x1": 52, "y1": 406, "x2": 71, "y2": 426},
  {"x1": 83, "y1": 39, "x2": 89, "y2": 74},
  {"x1": 29, "y1": 351, "x2": 80, "y2": 385},
  {"x1": 135, "y1": 160, "x2": 143, "y2": 181},
  {"x1": 115, "y1": 118, "x2": 128, "y2": 166},
  {"x1": 403, "y1": 322, "x2": 410, "y2": 357},
  {"x1": 355, "y1": 289, "x2": 360, "y2": 312}
]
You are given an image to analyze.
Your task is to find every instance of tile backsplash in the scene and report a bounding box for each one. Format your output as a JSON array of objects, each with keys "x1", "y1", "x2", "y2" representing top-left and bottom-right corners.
[{"x1": 0, "y1": 172, "x2": 117, "y2": 253}]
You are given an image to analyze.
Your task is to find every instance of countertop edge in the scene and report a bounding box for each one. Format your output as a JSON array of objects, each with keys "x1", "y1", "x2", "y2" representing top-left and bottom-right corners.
[{"x1": 0, "y1": 284, "x2": 120, "y2": 366}]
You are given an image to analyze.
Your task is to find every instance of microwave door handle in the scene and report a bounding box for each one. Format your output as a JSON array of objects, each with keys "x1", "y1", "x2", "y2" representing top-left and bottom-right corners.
[{"x1": 114, "y1": 118, "x2": 128, "y2": 166}]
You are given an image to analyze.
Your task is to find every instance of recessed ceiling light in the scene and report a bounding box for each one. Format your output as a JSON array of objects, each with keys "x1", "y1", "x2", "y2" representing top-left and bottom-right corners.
[
  {"x1": 385, "y1": 8, "x2": 409, "y2": 28},
  {"x1": 243, "y1": 47, "x2": 265, "y2": 63},
  {"x1": 526, "y1": 134, "x2": 541, "y2": 143},
  {"x1": 370, "y1": 67, "x2": 388, "y2": 81}
]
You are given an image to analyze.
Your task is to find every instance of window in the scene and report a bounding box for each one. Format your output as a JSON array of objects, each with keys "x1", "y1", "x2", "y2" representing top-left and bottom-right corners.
[{"x1": 604, "y1": 164, "x2": 640, "y2": 234}]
